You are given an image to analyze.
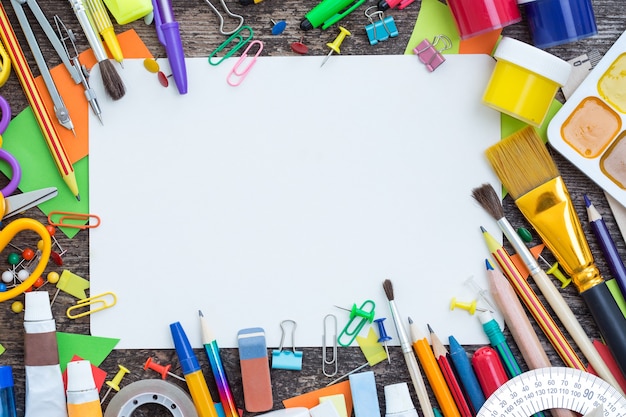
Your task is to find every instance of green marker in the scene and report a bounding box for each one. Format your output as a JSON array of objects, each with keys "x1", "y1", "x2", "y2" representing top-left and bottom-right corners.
[{"x1": 300, "y1": 0, "x2": 366, "y2": 30}]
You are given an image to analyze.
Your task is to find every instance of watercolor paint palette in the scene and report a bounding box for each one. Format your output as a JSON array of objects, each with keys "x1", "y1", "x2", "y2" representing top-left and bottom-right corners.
[{"x1": 548, "y1": 30, "x2": 626, "y2": 207}]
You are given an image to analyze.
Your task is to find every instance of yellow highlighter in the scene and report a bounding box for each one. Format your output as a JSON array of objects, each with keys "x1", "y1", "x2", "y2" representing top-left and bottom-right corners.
[
  {"x1": 83, "y1": 0, "x2": 124, "y2": 64},
  {"x1": 0, "y1": 39, "x2": 11, "y2": 87}
]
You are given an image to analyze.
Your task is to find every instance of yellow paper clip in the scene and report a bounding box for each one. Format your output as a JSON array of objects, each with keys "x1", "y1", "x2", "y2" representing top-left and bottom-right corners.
[
  {"x1": 208, "y1": 25, "x2": 253, "y2": 66},
  {"x1": 48, "y1": 211, "x2": 101, "y2": 229},
  {"x1": 66, "y1": 291, "x2": 117, "y2": 319},
  {"x1": 227, "y1": 40, "x2": 263, "y2": 87}
]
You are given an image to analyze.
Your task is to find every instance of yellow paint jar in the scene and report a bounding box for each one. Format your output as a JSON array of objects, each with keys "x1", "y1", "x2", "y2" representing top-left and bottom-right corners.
[{"x1": 483, "y1": 37, "x2": 571, "y2": 127}]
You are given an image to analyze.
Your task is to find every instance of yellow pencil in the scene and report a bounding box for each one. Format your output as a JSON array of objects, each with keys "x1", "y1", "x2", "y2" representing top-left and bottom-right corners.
[
  {"x1": 409, "y1": 318, "x2": 460, "y2": 417},
  {"x1": 0, "y1": 3, "x2": 80, "y2": 200},
  {"x1": 481, "y1": 226, "x2": 585, "y2": 370},
  {"x1": 83, "y1": 0, "x2": 124, "y2": 64}
]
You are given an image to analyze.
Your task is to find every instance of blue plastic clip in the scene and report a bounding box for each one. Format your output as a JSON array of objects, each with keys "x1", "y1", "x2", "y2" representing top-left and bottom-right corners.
[
  {"x1": 271, "y1": 320, "x2": 303, "y2": 371},
  {"x1": 209, "y1": 25, "x2": 254, "y2": 66},
  {"x1": 364, "y1": 6, "x2": 398, "y2": 46}
]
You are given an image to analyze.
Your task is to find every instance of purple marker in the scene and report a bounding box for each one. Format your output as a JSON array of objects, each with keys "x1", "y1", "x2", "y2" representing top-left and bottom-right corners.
[{"x1": 152, "y1": 0, "x2": 188, "y2": 94}]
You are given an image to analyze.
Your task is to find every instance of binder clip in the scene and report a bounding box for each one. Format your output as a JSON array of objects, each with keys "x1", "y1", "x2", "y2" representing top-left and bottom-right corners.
[
  {"x1": 364, "y1": 6, "x2": 398, "y2": 45},
  {"x1": 272, "y1": 319, "x2": 303, "y2": 370},
  {"x1": 413, "y1": 35, "x2": 452, "y2": 72}
]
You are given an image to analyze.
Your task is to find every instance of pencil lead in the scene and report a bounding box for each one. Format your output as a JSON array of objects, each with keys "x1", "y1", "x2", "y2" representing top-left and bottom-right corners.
[
  {"x1": 407, "y1": 316, "x2": 413, "y2": 324},
  {"x1": 427, "y1": 323, "x2": 434, "y2": 334},
  {"x1": 198, "y1": 310, "x2": 204, "y2": 317},
  {"x1": 75, "y1": 193, "x2": 80, "y2": 202}
]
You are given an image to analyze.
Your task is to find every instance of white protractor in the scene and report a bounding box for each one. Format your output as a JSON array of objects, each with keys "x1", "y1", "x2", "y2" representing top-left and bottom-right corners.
[{"x1": 477, "y1": 367, "x2": 626, "y2": 417}]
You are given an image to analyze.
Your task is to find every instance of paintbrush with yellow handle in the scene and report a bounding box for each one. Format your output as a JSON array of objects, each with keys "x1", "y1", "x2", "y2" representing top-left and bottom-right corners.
[{"x1": 485, "y1": 126, "x2": 626, "y2": 379}]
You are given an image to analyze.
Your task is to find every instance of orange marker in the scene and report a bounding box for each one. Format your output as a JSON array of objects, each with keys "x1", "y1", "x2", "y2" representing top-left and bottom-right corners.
[{"x1": 408, "y1": 318, "x2": 460, "y2": 417}]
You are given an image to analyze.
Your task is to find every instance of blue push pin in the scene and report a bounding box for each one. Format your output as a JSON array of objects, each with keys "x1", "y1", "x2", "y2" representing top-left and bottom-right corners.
[
  {"x1": 374, "y1": 318, "x2": 392, "y2": 363},
  {"x1": 271, "y1": 19, "x2": 287, "y2": 35}
]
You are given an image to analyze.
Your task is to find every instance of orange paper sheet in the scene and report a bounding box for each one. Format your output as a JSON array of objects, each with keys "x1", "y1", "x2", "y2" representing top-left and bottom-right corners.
[
  {"x1": 35, "y1": 30, "x2": 152, "y2": 164},
  {"x1": 283, "y1": 380, "x2": 353, "y2": 416}
]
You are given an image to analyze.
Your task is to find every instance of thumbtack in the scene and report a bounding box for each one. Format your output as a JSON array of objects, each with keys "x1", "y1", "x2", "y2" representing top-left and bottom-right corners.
[
  {"x1": 321, "y1": 26, "x2": 351, "y2": 67},
  {"x1": 335, "y1": 303, "x2": 375, "y2": 322},
  {"x1": 100, "y1": 364, "x2": 130, "y2": 404},
  {"x1": 291, "y1": 37, "x2": 309, "y2": 55},
  {"x1": 374, "y1": 317, "x2": 392, "y2": 363},
  {"x1": 270, "y1": 19, "x2": 287, "y2": 35},
  {"x1": 517, "y1": 227, "x2": 570, "y2": 288},
  {"x1": 449, "y1": 297, "x2": 488, "y2": 315},
  {"x1": 144, "y1": 357, "x2": 186, "y2": 381}
]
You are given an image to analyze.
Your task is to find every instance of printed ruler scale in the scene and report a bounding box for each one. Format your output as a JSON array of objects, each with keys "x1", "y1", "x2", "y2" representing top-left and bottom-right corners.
[{"x1": 477, "y1": 367, "x2": 626, "y2": 417}]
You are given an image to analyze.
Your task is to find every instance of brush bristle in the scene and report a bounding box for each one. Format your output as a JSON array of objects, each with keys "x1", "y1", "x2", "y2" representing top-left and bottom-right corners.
[
  {"x1": 485, "y1": 127, "x2": 559, "y2": 200},
  {"x1": 382, "y1": 279, "x2": 394, "y2": 301},
  {"x1": 99, "y1": 59, "x2": 126, "y2": 101},
  {"x1": 471, "y1": 183, "x2": 504, "y2": 220}
]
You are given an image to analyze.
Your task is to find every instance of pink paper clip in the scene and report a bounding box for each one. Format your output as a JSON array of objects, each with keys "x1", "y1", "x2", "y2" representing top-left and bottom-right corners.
[
  {"x1": 413, "y1": 35, "x2": 452, "y2": 72},
  {"x1": 227, "y1": 40, "x2": 264, "y2": 86}
]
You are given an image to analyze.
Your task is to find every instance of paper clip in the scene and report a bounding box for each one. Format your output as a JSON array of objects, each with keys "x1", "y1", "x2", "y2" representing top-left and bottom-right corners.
[
  {"x1": 322, "y1": 314, "x2": 338, "y2": 377},
  {"x1": 227, "y1": 40, "x2": 263, "y2": 87},
  {"x1": 201, "y1": 0, "x2": 244, "y2": 35},
  {"x1": 413, "y1": 34, "x2": 452, "y2": 72},
  {"x1": 208, "y1": 25, "x2": 253, "y2": 66},
  {"x1": 364, "y1": 6, "x2": 398, "y2": 46},
  {"x1": 337, "y1": 300, "x2": 375, "y2": 347},
  {"x1": 48, "y1": 211, "x2": 101, "y2": 229},
  {"x1": 66, "y1": 291, "x2": 117, "y2": 319},
  {"x1": 271, "y1": 319, "x2": 303, "y2": 370}
]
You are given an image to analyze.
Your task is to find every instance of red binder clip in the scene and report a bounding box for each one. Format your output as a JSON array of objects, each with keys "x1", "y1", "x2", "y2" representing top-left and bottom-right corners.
[{"x1": 413, "y1": 35, "x2": 452, "y2": 72}]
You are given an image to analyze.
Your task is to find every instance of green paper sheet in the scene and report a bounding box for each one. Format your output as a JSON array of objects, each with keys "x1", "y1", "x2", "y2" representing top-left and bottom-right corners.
[
  {"x1": 0, "y1": 107, "x2": 89, "y2": 239},
  {"x1": 56, "y1": 332, "x2": 120, "y2": 372},
  {"x1": 404, "y1": 0, "x2": 460, "y2": 55}
]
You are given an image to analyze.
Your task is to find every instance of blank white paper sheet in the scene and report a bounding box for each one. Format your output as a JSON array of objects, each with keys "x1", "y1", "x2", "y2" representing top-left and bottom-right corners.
[{"x1": 89, "y1": 55, "x2": 502, "y2": 349}]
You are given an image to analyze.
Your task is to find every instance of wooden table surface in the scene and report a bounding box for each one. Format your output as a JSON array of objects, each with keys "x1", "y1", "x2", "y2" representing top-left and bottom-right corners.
[{"x1": 0, "y1": 0, "x2": 625, "y2": 416}]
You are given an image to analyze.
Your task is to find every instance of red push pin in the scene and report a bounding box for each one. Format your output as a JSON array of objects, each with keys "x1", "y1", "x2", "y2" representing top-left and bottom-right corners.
[{"x1": 144, "y1": 357, "x2": 185, "y2": 382}]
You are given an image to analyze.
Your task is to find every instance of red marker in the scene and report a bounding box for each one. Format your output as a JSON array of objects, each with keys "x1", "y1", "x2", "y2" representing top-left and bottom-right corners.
[{"x1": 471, "y1": 346, "x2": 508, "y2": 398}]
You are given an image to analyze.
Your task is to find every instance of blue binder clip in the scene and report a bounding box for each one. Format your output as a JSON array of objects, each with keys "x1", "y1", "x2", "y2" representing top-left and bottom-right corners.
[
  {"x1": 364, "y1": 6, "x2": 398, "y2": 46},
  {"x1": 271, "y1": 320, "x2": 303, "y2": 371}
]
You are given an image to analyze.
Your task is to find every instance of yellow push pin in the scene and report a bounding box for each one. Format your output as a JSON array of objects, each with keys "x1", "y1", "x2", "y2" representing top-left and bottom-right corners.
[
  {"x1": 449, "y1": 297, "x2": 488, "y2": 315},
  {"x1": 100, "y1": 364, "x2": 130, "y2": 404},
  {"x1": 546, "y1": 262, "x2": 571, "y2": 288},
  {"x1": 321, "y1": 26, "x2": 351, "y2": 67}
]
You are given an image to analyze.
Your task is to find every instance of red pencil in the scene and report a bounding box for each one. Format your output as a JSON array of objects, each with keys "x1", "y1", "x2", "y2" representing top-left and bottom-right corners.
[{"x1": 428, "y1": 325, "x2": 473, "y2": 417}]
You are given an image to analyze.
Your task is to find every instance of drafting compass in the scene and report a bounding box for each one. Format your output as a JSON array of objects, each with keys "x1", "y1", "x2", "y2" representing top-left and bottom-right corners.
[
  {"x1": 10, "y1": 0, "x2": 83, "y2": 133},
  {"x1": 477, "y1": 367, "x2": 626, "y2": 417}
]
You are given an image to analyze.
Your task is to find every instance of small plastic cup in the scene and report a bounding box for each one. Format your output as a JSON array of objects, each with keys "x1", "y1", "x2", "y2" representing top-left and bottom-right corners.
[
  {"x1": 519, "y1": 0, "x2": 597, "y2": 49},
  {"x1": 446, "y1": 0, "x2": 521, "y2": 40},
  {"x1": 482, "y1": 37, "x2": 572, "y2": 127}
]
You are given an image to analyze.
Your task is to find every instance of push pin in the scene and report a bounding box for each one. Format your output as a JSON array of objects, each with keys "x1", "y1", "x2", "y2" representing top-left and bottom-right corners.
[
  {"x1": 321, "y1": 26, "x2": 351, "y2": 68},
  {"x1": 144, "y1": 357, "x2": 186, "y2": 381},
  {"x1": 450, "y1": 297, "x2": 488, "y2": 315},
  {"x1": 413, "y1": 34, "x2": 452, "y2": 72},
  {"x1": 291, "y1": 37, "x2": 309, "y2": 55},
  {"x1": 334, "y1": 302, "x2": 376, "y2": 321},
  {"x1": 44, "y1": 225, "x2": 67, "y2": 266},
  {"x1": 517, "y1": 227, "x2": 571, "y2": 288},
  {"x1": 364, "y1": 6, "x2": 398, "y2": 45},
  {"x1": 374, "y1": 317, "x2": 392, "y2": 363},
  {"x1": 336, "y1": 299, "x2": 375, "y2": 347},
  {"x1": 270, "y1": 19, "x2": 287, "y2": 35},
  {"x1": 100, "y1": 364, "x2": 130, "y2": 404}
]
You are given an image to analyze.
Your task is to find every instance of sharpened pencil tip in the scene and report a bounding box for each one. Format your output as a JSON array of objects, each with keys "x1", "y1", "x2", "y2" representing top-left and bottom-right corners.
[
  {"x1": 198, "y1": 310, "x2": 204, "y2": 317},
  {"x1": 427, "y1": 323, "x2": 434, "y2": 333},
  {"x1": 480, "y1": 225, "x2": 487, "y2": 233},
  {"x1": 408, "y1": 316, "x2": 413, "y2": 324},
  {"x1": 485, "y1": 258, "x2": 493, "y2": 270},
  {"x1": 584, "y1": 194, "x2": 591, "y2": 207},
  {"x1": 75, "y1": 194, "x2": 80, "y2": 201}
]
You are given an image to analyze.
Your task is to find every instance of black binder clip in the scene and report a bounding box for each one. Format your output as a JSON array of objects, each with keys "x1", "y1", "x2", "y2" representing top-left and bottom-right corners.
[
  {"x1": 413, "y1": 35, "x2": 452, "y2": 72},
  {"x1": 364, "y1": 6, "x2": 398, "y2": 45}
]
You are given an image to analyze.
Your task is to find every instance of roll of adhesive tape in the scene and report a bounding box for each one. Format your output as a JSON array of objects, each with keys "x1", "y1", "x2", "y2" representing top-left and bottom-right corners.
[{"x1": 103, "y1": 379, "x2": 198, "y2": 417}]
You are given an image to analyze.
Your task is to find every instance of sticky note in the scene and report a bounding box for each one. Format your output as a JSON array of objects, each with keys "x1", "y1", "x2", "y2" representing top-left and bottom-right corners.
[
  {"x1": 319, "y1": 394, "x2": 348, "y2": 417},
  {"x1": 349, "y1": 371, "x2": 380, "y2": 417},
  {"x1": 356, "y1": 327, "x2": 387, "y2": 366}
]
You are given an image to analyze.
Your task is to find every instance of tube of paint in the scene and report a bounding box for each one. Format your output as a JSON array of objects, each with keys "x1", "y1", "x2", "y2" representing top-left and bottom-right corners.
[
  {"x1": 385, "y1": 382, "x2": 418, "y2": 417},
  {"x1": 66, "y1": 360, "x2": 103, "y2": 417},
  {"x1": 23, "y1": 292, "x2": 68, "y2": 417}
]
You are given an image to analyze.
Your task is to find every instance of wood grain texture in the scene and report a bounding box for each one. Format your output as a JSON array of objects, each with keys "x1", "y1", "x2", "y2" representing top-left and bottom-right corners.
[{"x1": 0, "y1": 1, "x2": 624, "y2": 416}]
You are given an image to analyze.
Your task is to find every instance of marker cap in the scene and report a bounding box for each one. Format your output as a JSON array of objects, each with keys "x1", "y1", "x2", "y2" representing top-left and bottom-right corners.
[
  {"x1": 24, "y1": 292, "x2": 52, "y2": 321},
  {"x1": 384, "y1": 382, "x2": 418, "y2": 416},
  {"x1": 170, "y1": 322, "x2": 201, "y2": 374}
]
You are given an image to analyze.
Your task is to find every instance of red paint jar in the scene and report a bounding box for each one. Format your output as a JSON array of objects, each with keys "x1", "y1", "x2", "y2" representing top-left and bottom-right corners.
[{"x1": 447, "y1": 0, "x2": 522, "y2": 39}]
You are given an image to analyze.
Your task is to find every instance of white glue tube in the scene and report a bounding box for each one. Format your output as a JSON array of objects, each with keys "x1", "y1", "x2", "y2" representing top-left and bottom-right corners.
[
  {"x1": 23, "y1": 292, "x2": 68, "y2": 417},
  {"x1": 66, "y1": 360, "x2": 103, "y2": 417}
]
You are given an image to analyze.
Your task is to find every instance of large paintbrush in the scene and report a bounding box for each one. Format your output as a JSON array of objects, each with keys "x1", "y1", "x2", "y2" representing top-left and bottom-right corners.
[
  {"x1": 484, "y1": 126, "x2": 626, "y2": 378},
  {"x1": 472, "y1": 183, "x2": 623, "y2": 393}
]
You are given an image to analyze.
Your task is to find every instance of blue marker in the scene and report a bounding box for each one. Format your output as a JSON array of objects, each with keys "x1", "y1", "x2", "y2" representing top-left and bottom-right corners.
[
  {"x1": 448, "y1": 335, "x2": 485, "y2": 414},
  {"x1": 0, "y1": 366, "x2": 17, "y2": 417}
]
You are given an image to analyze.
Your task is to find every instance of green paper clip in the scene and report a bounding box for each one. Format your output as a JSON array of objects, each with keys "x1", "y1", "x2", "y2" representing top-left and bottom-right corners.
[
  {"x1": 337, "y1": 300, "x2": 375, "y2": 347},
  {"x1": 208, "y1": 26, "x2": 254, "y2": 66}
]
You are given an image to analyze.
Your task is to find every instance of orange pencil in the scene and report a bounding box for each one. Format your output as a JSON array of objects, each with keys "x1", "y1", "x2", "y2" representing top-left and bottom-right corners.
[
  {"x1": 0, "y1": 3, "x2": 80, "y2": 200},
  {"x1": 408, "y1": 318, "x2": 460, "y2": 417},
  {"x1": 481, "y1": 226, "x2": 585, "y2": 370}
]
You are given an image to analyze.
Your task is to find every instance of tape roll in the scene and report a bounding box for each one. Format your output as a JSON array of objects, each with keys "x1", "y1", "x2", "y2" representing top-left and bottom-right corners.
[{"x1": 103, "y1": 379, "x2": 199, "y2": 417}]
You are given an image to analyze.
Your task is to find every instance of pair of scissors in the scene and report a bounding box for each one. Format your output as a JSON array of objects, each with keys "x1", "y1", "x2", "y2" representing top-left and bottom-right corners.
[{"x1": 0, "y1": 95, "x2": 58, "y2": 220}]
